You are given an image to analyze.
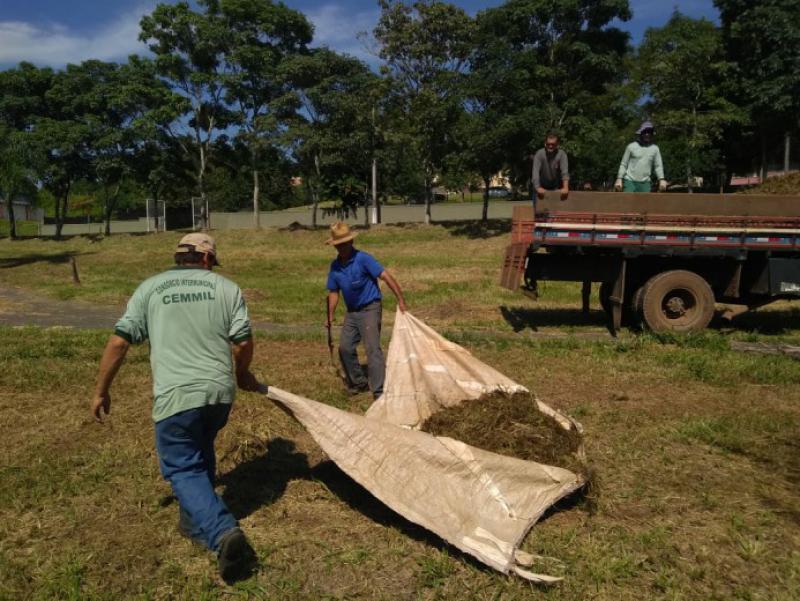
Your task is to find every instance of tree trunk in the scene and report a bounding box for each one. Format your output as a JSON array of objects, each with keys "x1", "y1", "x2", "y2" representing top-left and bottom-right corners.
[
  {"x1": 687, "y1": 121, "x2": 694, "y2": 194},
  {"x1": 785, "y1": 132, "x2": 791, "y2": 175},
  {"x1": 6, "y1": 195, "x2": 16, "y2": 240},
  {"x1": 198, "y1": 142, "x2": 209, "y2": 231},
  {"x1": 363, "y1": 177, "x2": 370, "y2": 229},
  {"x1": 370, "y1": 157, "x2": 377, "y2": 227},
  {"x1": 104, "y1": 184, "x2": 120, "y2": 236},
  {"x1": 312, "y1": 153, "x2": 322, "y2": 229},
  {"x1": 54, "y1": 183, "x2": 70, "y2": 240},
  {"x1": 482, "y1": 176, "x2": 490, "y2": 222},
  {"x1": 252, "y1": 167, "x2": 261, "y2": 229},
  {"x1": 424, "y1": 164, "x2": 432, "y2": 225},
  {"x1": 760, "y1": 131, "x2": 768, "y2": 183}
]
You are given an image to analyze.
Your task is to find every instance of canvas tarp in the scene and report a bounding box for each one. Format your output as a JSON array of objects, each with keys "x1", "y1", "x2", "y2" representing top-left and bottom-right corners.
[
  {"x1": 366, "y1": 311, "x2": 580, "y2": 434},
  {"x1": 366, "y1": 312, "x2": 528, "y2": 428},
  {"x1": 263, "y1": 310, "x2": 585, "y2": 582}
]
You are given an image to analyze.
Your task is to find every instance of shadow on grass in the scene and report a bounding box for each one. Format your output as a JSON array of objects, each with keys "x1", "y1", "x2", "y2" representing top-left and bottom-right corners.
[
  {"x1": 0, "y1": 250, "x2": 94, "y2": 269},
  {"x1": 220, "y1": 437, "x2": 311, "y2": 519},
  {"x1": 718, "y1": 308, "x2": 800, "y2": 335},
  {"x1": 500, "y1": 305, "x2": 607, "y2": 332},
  {"x1": 438, "y1": 219, "x2": 512, "y2": 239}
]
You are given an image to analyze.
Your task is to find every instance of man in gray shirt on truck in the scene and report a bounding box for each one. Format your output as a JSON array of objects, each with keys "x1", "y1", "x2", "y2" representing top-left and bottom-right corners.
[{"x1": 532, "y1": 132, "x2": 570, "y2": 203}]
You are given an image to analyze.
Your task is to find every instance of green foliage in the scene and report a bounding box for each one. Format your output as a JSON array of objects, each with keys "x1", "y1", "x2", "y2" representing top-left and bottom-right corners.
[
  {"x1": 221, "y1": 0, "x2": 313, "y2": 216},
  {"x1": 636, "y1": 12, "x2": 743, "y2": 189},
  {"x1": 0, "y1": 0, "x2": 795, "y2": 225},
  {"x1": 714, "y1": 0, "x2": 800, "y2": 177},
  {"x1": 473, "y1": 0, "x2": 633, "y2": 190},
  {"x1": 375, "y1": 0, "x2": 475, "y2": 215},
  {"x1": 278, "y1": 48, "x2": 380, "y2": 222}
]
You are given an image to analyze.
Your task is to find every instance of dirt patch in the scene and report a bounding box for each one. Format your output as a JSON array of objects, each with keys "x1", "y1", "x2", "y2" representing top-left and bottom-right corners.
[
  {"x1": 420, "y1": 391, "x2": 587, "y2": 476},
  {"x1": 740, "y1": 172, "x2": 800, "y2": 195},
  {"x1": 242, "y1": 287, "x2": 269, "y2": 304}
]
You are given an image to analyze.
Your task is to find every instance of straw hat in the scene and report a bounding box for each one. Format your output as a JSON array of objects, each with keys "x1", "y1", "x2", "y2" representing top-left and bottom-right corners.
[{"x1": 326, "y1": 221, "x2": 358, "y2": 245}]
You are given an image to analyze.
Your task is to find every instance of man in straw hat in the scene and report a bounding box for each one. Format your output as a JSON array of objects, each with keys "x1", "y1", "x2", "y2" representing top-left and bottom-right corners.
[
  {"x1": 90, "y1": 233, "x2": 260, "y2": 584},
  {"x1": 614, "y1": 120, "x2": 667, "y2": 193},
  {"x1": 325, "y1": 222, "x2": 406, "y2": 398}
]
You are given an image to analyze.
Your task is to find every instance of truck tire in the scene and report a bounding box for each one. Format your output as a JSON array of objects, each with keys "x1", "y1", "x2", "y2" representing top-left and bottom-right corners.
[
  {"x1": 629, "y1": 284, "x2": 646, "y2": 330},
  {"x1": 600, "y1": 281, "x2": 644, "y2": 327},
  {"x1": 640, "y1": 270, "x2": 715, "y2": 333}
]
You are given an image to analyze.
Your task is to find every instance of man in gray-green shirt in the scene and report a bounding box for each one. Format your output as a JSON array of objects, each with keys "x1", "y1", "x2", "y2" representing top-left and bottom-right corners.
[
  {"x1": 532, "y1": 132, "x2": 570, "y2": 203},
  {"x1": 615, "y1": 121, "x2": 667, "y2": 193},
  {"x1": 91, "y1": 233, "x2": 259, "y2": 584}
]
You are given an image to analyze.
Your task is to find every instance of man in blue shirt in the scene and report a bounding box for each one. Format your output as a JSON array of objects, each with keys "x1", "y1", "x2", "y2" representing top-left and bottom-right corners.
[{"x1": 325, "y1": 222, "x2": 406, "y2": 398}]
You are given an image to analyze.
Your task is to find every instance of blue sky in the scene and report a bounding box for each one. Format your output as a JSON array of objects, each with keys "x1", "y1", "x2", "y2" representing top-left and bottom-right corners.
[{"x1": 0, "y1": 1, "x2": 719, "y2": 69}]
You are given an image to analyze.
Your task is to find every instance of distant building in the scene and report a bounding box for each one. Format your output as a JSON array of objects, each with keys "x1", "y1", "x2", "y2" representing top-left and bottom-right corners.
[{"x1": 0, "y1": 195, "x2": 44, "y2": 222}]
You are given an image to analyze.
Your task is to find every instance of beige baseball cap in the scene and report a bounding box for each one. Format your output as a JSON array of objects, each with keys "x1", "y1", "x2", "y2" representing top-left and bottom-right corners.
[{"x1": 176, "y1": 233, "x2": 220, "y2": 265}]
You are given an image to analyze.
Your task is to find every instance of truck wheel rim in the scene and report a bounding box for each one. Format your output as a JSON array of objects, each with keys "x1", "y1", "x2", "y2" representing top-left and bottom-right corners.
[{"x1": 661, "y1": 289, "x2": 696, "y2": 322}]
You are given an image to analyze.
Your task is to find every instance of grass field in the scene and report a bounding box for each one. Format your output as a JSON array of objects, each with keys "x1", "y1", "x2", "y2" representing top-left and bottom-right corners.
[
  {"x1": 0, "y1": 220, "x2": 39, "y2": 238},
  {"x1": 1, "y1": 225, "x2": 799, "y2": 599}
]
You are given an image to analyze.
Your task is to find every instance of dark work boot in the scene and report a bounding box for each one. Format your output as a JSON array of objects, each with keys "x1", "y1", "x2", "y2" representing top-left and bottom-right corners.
[
  {"x1": 217, "y1": 527, "x2": 256, "y2": 584},
  {"x1": 347, "y1": 383, "x2": 369, "y2": 395}
]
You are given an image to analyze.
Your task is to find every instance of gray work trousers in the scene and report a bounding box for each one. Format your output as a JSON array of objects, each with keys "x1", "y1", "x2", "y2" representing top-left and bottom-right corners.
[{"x1": 339, "y1": 301, "x2": 384, "y2": 396}]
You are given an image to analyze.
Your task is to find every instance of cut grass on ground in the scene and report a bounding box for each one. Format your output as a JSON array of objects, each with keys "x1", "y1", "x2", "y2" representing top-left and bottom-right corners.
[
  {"x1": 1, "y1": 225, "x2": 800, "y2": 599},
  {"x1": 1, "y1": 326, "x2": 799, "y2": 600}
]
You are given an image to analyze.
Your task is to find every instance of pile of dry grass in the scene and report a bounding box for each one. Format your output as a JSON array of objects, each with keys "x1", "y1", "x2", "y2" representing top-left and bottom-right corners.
[
  {"x1": 740, "y1": 172, "x2": 800, "y2": 195},
  {"x1": 420, "y1": 391, "x2": 587, "y2": 476}
]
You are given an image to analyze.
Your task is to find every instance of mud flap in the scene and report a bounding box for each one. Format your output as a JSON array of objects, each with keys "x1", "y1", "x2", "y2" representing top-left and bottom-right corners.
[{"x1": 609, "y1": 259, "x2": 626, "y2": 336}]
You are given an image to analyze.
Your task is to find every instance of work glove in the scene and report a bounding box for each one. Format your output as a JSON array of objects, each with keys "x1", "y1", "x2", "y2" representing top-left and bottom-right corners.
[
  {"x1": 658, "y1": 179, "x2": 667, "y2": 192},
  {"x1": 614, "y1": 178, "x2": 623, "y2": 192}
]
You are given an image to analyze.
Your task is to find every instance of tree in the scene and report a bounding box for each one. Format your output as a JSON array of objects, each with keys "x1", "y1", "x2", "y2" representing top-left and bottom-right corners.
[
  {"x1": 221, "y1": 0, "x2": 312, "y2": 227},
  {"x1": 715, "y1": 0, "x2": 800, "y2": 179},
  {"x1": 0, "y1": 127, "x2": 38, "y2": 239},
  {"x1": 122, "y1": 56, "x2": 190, "y2": 229},
  {"x1": 278, "y1": 49, "x2": 379, "y2": 227},
  {"x1": 56, "y1": 60, "x2": 139, "y2": 235},
  {"x1": 0, "y1": 63, "x2": 54, "y2": 239},
  {"x1": 30, "y1": 63, "x2": 104, "y2": 239},
  {"x1": 459, "y1": 13, "x2": 530, "y2": 222},
  {"x1": 636, "y1": 12, "x2": 742, "y2": 191},
  {"x1": 139, "y1": 1, "x2": 234, "y2": 226},
  {"x1": 374, "y1": 0, "x2": 475, "y2": 224}
]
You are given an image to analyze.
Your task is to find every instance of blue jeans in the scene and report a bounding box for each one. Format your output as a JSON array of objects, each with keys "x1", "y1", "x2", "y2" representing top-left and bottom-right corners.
[
  {"x1": 155, "y1": 404, "x2": 237, "y2": 552},
  {"x1": 339, "y1": 301, "x2": 385, "y2": 396}
]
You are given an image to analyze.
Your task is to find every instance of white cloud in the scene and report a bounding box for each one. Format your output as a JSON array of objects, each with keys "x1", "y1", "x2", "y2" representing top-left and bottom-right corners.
[
  {"x1": 305, "y1": 4, "x2": 380, "y2": 64},
  {"x1": 0, "y1": 7, "x2": 151, "y2": 68}
]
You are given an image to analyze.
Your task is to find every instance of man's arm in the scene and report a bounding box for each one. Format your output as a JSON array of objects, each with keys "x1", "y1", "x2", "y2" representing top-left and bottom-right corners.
[
  {"x1": 653, "y1": 146, "x2": 666, "y2": 182},
  {"x1": 615, "y1": 144, "x2": 631, "y2": 191},
  {"x1": 232, "y1": 338, "x2": 260, "y2": 392},
  {"x1": 379, "y1": 271, "x2": 406, "y2": 312},
  {"x1": 532, "y1": 151, "x2": 544, "y2": 196},
  {"x1": 616, "y1": 144, "x2": 631, "y2": 180},
  {"x1": 91, "y1": 334, "x2": 130, "y2": 422},
  {"x1": 327, "y1": 290, "x2": 339, "y2": 326},
  {"x1": 560, "y1": 151, "x2": 570, "y2": 200}
]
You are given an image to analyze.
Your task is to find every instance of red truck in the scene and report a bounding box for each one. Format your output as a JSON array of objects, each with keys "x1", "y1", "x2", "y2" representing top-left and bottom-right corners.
[{"x1": 500, "y1": 191, "x2": 800, "y2": 334}]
